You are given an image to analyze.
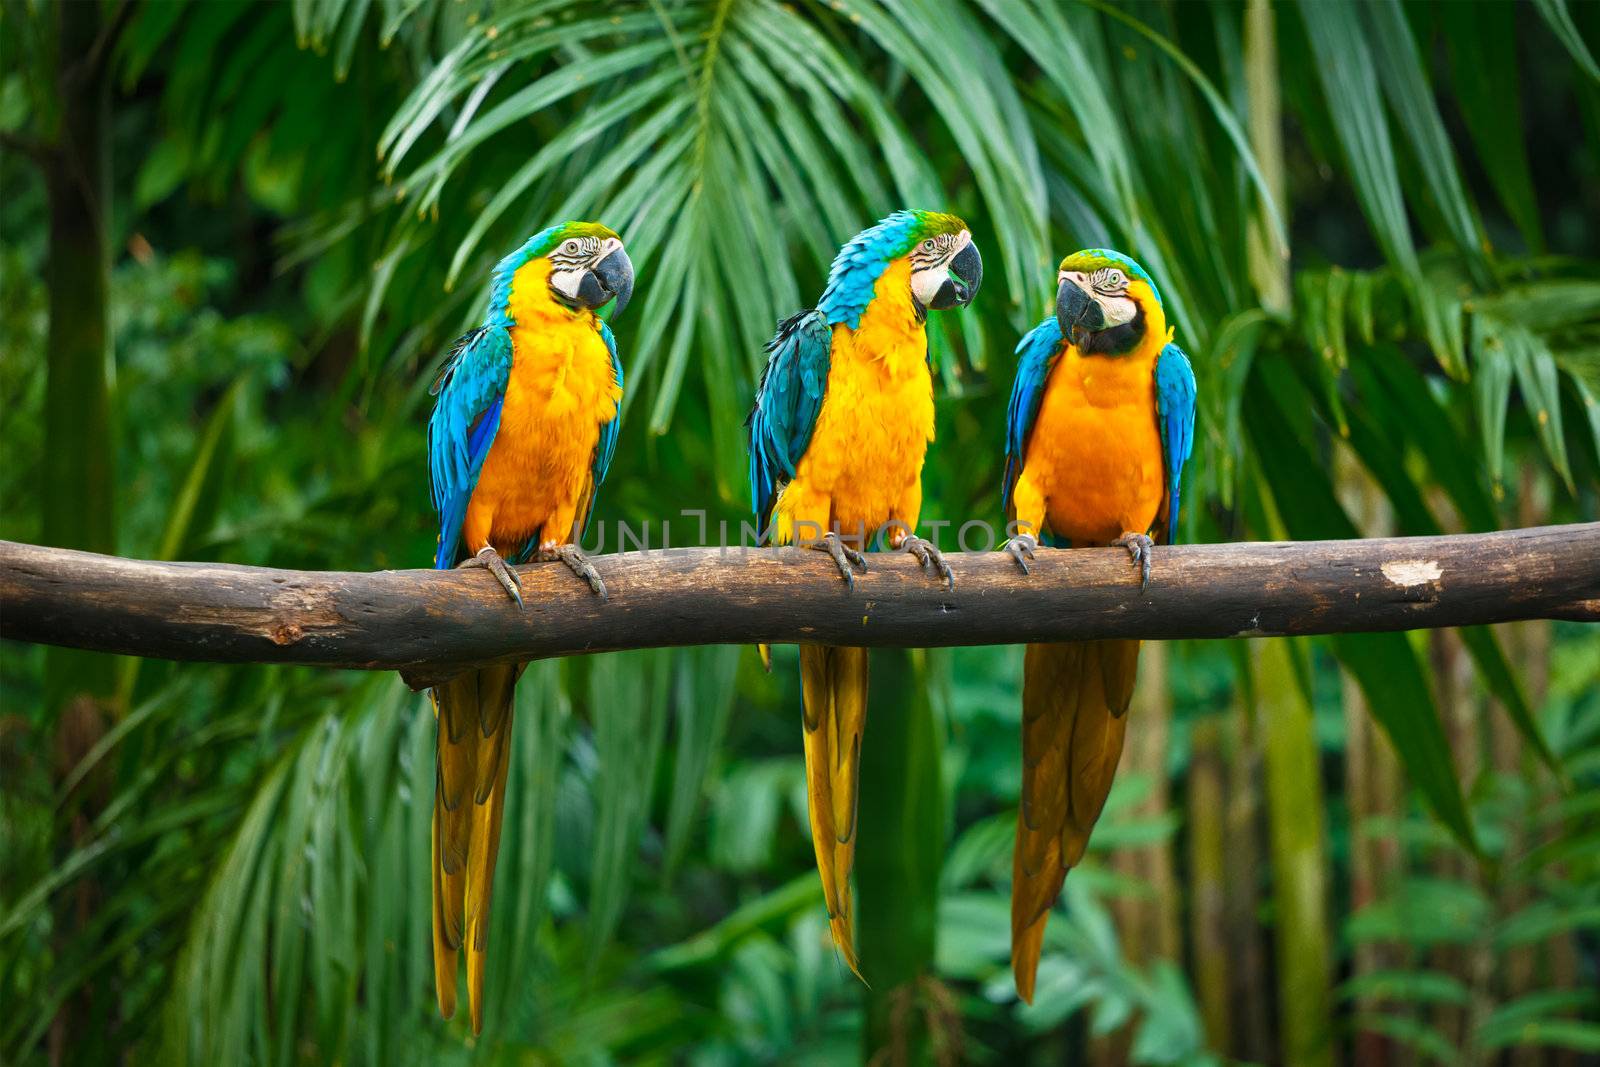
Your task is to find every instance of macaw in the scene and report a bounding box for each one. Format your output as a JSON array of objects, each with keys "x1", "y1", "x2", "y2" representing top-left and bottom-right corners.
[
  {"x1": 425, "y1": 221, "x2": 633, "y2": 1032},
  {"x1": 747, "y1": 210, "x2": 983, "y2": 974},
  {"x1": 1000, "y1": 249, "x2": 1196, "y2": 1002}
]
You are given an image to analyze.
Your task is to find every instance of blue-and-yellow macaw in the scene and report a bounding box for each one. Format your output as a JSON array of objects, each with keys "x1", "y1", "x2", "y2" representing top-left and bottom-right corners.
[
  {"x1": 1000, "y1": 249, "x2": 1196, "y2": 1001},
  {"x1": 425, "y1": 221, "x2": 632, "y2": 1031},
  {"x1": 747, "y1": 210, "x2": 983, "y2": 974}
]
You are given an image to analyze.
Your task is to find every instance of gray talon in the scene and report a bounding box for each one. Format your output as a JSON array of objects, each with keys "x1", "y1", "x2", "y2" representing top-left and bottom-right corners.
[
  {"x1": 901, "y1": 535, "x2": 954, "y2": 590},
  {"x1": 1113, "y1": 532, "x2": 1154, "y2": 591},
  {"x1": 460, "y1": 546, "x2": 525, "y2": 609},
  {"x1": 811, "y1": 531, "x2": 867, "y2": 591},
  {"x1": 546, "y1": 543, "x2": 607, "y2": 599},
  {"x1": 1005, "y1": 533, "x2": 1039, "y2": 576}
]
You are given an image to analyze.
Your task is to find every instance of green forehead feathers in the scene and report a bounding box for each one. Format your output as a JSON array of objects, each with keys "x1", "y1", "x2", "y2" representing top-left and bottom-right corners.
[
  {"x1": 1060, "y1": 248, "x2": 1162, "y2": 308},
  {"x1": 906, "y1": 210, "x2": 968, "y2": 245}
]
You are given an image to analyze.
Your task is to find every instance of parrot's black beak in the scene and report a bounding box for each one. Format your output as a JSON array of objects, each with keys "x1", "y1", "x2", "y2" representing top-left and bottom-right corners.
[
  {"x1": 929, "y1": 241, "x2": 983, "y2": 310},
  {"x1": 583, "y1": 246, "x2": 634, "y2": 316},
  {"x1": 1056, "y1": 276, "x2": 1104, "y2": 341}
]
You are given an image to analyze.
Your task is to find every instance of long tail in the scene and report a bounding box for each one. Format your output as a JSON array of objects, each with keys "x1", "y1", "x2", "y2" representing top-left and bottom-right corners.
[
  {"x1": 431, "y1": 661, "x2": 524, "y2": 1033},
  {"x1": 1011, "y1": 639, "x2": 1139, "y2": 1002},
  {"x1": 798, "y1": 644, "x2": 869, "y2": 978}
]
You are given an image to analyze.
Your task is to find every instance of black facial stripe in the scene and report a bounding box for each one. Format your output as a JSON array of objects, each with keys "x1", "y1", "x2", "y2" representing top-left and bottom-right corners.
[
  {"x1": 1081, "y1": 302, "x2": 1146, "y2": 356},
  {"x1": 1090, "y1": 266, "x2": 1127, "y2": 294},
  {"x1": 909, "y1": 233, "x2": 959, "y2": 269},
  {"x1": 549, "y1": 235, "x2": 604, "y2": 269}
]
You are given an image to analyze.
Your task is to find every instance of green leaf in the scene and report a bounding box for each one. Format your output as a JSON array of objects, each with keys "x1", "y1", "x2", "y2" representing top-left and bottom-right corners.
[
  {"x1": 661, "y1": 646, "x2": 741, "y2": 879},
  {"x1": 1442, "y1": 1, "x2": 1544, "y2": 252},
  {"x1": 1355, "y1": 1013, "x2": 1461, "y2": 1065},
  {"x1": 1364, "y1": 0, "x2": 1486, "y2": 281},
  {"x1": 586, "y1": 650, "x2": 672, "y2": 964},
  {"x1": 1338, "y1": 969, "x2": 1472, "y2": 1007},
  {"x1": 135, "y1": 136, "x2": 193, "y2": 208},
  {"x1": 1297, "y1": 0, "x2": 1418, "y2": 278},
  {"x1": 1474, "y1": 312, "x2": 1576, "y2": 491},
  {"x1": 1494, "y1": 902, "x2": 1600, "y2": 948},
  {"x1": 1478, "y1": 990, "x2": 1600, "y2": 1050},
  {"x1": 1533, "y1": 0, "x2": 1600, "y2": 83},
  {"x1": 1471, "y1": 312, "x2": 1517, "y2": 490}
]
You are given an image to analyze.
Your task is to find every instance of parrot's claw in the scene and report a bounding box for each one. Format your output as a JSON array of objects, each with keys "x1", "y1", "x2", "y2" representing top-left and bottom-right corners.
[
  {"x1": 900, "y1": 535, "x2": 953, "y2": 590},
  {"x1": 810, "y1": 531, "x2": 867, "y2": 591},
  {"x1": 1005, "y1": 533, "x2": 1039, "y2": 576},
  {"x1": 1113, "y1": 531, "x2": 1155, "y2": 592},
  {"x1": 460, "y1": 546, "x2": 524, "y2": 609},
  {"x1": 542, "y1": 543, "x2": 607, "y2": 599}
]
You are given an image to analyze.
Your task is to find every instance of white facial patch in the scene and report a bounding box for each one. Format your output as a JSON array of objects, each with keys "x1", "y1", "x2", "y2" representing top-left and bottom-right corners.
[
  {"x1": 1062, "y1": 267, "x2": 1138, "y2": 328},
  {"x1": 910, "y1": 263, "x2": 949, "y2": 307},
  {"x1": 548, "y1": 267, "x2": 585, "y2": 302},
  {"x1": 546, "y1": 235, "x2": 621, "y2": 303},
  {"x1": 909, "y1": 229, "x2": 970, "y2": 307},
  {"x1": 1099, "y1": 293, "x2": 1138, "y2": 327}
]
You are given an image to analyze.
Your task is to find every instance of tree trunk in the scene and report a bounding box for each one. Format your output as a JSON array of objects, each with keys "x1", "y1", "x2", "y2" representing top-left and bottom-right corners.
[
  {"x1": 858, "y1": 649, "x2": 952, "y2": 1067},
  {"x1": 1337, "y1": 447, "x2": 1401, "y2": 1066},
  {"x1": 1223, "y1": 695, "x2": 1274, "y2": 1063},
  {"x1": 1104, "y1": 642, "x2": 1179, "y2": 1064},
  {"x1": 1186, "y1": 714, "x2": 1231, "y2": 1051},
  {"x1": 1257, "y1": 636, "x2": 1336, "y2": 1067},
  {"x1": 41, "y1": 0, "x2": 117, "y2": 714},
  {"x1": 38, "y1": 3, "x2": 121, "y2": 1063}
]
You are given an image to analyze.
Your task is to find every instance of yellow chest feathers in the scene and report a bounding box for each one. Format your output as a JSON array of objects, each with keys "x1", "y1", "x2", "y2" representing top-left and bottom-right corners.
[
  {"x1": 789, "y1": 258, "x2": 935, "y2": 525},
  {"x1": 469, "y1": 259, "x2": 620, "y2": 546},
  {"x1": 498, "y1": 259, "x2": 619, "y2": 446},
  {"x1": 1025, "y1": 321, "x2": 1171, "y2": 543}
]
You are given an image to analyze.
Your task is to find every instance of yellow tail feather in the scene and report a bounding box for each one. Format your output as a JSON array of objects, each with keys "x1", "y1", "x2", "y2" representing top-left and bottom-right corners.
[
  {"x1": 798, "y1": 644, "x2": 869, "y2": 978},
  {"x1": 1011, "y1": 639, "x2": 1139, "y2": 1002},
  {"x1": 431, "y1": 662, "x2": 523, "y2": 1033}
]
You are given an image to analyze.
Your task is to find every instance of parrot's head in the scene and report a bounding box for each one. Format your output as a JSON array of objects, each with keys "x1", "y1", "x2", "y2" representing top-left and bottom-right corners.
[
  {"x1": 904, "y1": 212, "x2": 983, "y2": 314},
  {"x1": 1054, "y1": 249, "x2": 1166, "y2": 356},
  {"x1": 544, "y1": 221, "x2": 634, "y2": 316},
  {"x1": 494, "y1": 221, "x2": 634, "y2": 320},
  {"x1": 817, "y1": 210, "x2": 982, "y2": 328}
]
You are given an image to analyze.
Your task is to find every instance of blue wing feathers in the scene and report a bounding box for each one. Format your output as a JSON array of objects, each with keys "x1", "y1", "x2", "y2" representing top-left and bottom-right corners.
[
  {"x1": 594, "y1": 320, "x2": 624, "y2": 488},
  {"x1": 428, "y1": 325, "x2": 514, "y2": 568},
  {"x1": 747, "y1": 310, "x2": 833, "y2": 528},
  {"x1": 1001, "y1": 317, "x2": 1063, "y2": 517},
  {"x1": 1154, "y1": 342, "x2": 1197, "y2": 544}
]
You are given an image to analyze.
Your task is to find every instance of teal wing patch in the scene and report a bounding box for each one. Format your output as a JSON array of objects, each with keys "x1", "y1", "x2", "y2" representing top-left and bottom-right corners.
[
  {"x1": 746, "y1": 310, "x2": 833, "y2": 531},
  {"x1": 1154, "y1": 342, "x2": 1197, "y2": 544},
  {"x1": 575, "y1": 319, "x2": 625, "y2": 541},
  {"x1": 428, "y1": 325, "x2": 514, "y2": 568},
  {"x1": 1002, "y1": 317, "x2": 1064, "y2": 519}
]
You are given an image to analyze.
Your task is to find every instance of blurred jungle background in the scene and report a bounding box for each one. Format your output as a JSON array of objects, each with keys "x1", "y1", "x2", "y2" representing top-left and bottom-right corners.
[{"x1": 2, "y1": 0, "x2": 1599, "y2": 1064}]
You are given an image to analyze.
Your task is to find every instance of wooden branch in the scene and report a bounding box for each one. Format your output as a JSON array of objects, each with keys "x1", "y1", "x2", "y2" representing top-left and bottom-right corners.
[{"x1": 2, "y1": 526, "x2": 1595, "y2": 690}]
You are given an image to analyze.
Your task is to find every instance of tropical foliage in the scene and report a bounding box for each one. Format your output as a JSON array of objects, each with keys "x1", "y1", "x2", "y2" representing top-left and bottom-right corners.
[{"x1": 1, "y1": 0, "x2": 1597, "y2": 1064}]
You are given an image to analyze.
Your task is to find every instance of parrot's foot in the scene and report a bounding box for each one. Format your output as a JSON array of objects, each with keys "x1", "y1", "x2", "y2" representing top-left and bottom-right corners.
[
  {"x1": 1005, "y1": 533, "x2": 1040, "y2": 576},
  {"x1": 540, "y1": 542, "x2": 607, "y2": 599},
  {"x1": 810, "y1": 531, "x2": 867, "y2": 592},
  {"x1": 1113, "y1": 531, "x2": 1155, "y2": 591},
  {"x1": 459, "y1": 546, "x2": 524, "y2": 609},
  {"x1": 899, "y1": 535, "x2": 953, "y2": 590}
]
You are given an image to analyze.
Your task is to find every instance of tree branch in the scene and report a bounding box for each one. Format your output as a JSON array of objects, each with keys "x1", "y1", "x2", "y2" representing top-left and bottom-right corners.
[{"x1": 2, "y1": 525, "x2": 1595, "y2": 690}]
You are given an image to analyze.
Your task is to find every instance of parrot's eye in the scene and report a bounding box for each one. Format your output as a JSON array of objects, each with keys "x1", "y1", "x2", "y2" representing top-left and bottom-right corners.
[
  {"x1": 920, "y1": 239, "x2": 935, "y2": 252},
  {"x1": 1093, "y1": 269, "x2": 1127, "y2": 293},
  {"x1": 561, "y1": 239, "x2": 579, "y2": 254}
]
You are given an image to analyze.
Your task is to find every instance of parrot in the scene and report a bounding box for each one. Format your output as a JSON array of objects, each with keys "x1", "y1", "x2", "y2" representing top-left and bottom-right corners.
[
  {"x1": 746, "y1": 210, "x2": 983, "y2": 975},
  {"x1": 999, "y1": 248, "x2": 1196, "y2": 1002},
  {"x1": 424, "y1": 220, "x2": 633, "y2": 1032}
]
